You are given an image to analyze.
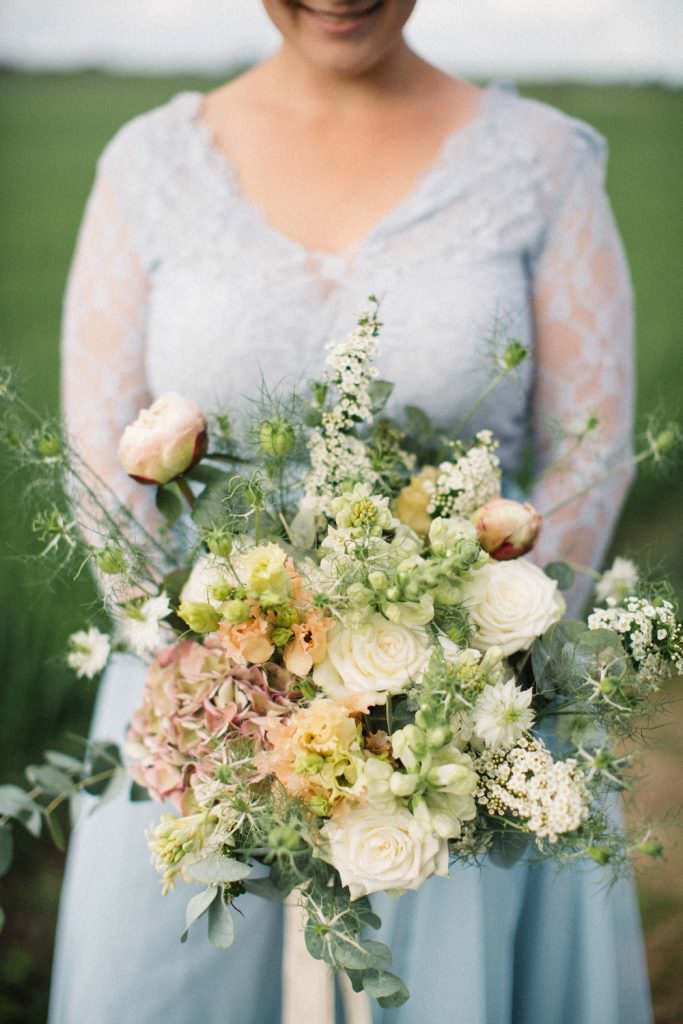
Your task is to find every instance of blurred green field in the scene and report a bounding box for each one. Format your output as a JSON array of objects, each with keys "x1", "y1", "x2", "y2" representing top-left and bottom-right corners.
[{"x1": 0, "y1": 72, "x2": 681, "y2": 1023}]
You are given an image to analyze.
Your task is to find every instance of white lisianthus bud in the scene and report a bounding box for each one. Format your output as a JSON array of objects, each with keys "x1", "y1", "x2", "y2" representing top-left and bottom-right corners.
[
  {"x1": 472, "y1": 498, "x2": 542, "y2": 560},
  {"x1": 390, "y1": 772, "x2": 420, "y2": 797},
  {"x1": 118, "y1": 393, "x2": 206, "y2": 485}
]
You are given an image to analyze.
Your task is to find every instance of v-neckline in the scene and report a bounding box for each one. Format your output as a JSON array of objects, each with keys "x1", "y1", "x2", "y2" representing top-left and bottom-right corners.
[{"x1": 181, "y1": 83, "x2": 500, "y2": 265}]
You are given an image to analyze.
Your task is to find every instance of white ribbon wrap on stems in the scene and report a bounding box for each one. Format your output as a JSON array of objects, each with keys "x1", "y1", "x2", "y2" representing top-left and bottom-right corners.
[{"x1": 282, "y1": 898, "x2": 373, "y2": 1024}]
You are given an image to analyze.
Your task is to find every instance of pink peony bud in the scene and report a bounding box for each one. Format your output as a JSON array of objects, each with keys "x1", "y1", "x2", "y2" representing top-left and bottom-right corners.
[
  {"x1": 118, "y1": 393, "x2": 207, "y2": 486},
  {"x1": 472, "y1": 498, "x2": 542, "y2": 560}
]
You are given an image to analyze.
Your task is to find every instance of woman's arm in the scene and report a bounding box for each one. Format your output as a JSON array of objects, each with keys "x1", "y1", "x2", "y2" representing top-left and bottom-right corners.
[
  {"x1": 528, "y1": 129, "x2": 635, "y2": 615},
  {"x1": 61, "y1": 150, "x2": 161, "y2": 577}
]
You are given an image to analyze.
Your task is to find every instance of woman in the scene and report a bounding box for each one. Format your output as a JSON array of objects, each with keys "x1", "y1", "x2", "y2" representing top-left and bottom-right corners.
[{"x1": 50, "y1": 2, "x2": 652, "y2": 1022}]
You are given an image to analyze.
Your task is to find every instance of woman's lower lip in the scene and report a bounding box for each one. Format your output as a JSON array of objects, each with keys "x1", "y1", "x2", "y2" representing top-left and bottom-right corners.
[{"x1": 297, "y1": 3, "x2": 382, "y2": 35}]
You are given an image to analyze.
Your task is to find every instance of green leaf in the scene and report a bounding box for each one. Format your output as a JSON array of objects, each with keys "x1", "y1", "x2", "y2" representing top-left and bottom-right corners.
[
  {"x1": 0, "y1": 824, "x2": 13, "y2": 877},
  {"x1": 377, "y1": 975, "x2": 410, "y2": 1009},
  {"x1": 304, "y1": 923, "x2": 326, "y2": 961},
  {"x1": 129, "y1": 781, "x2": 152, "y2": 802},
  {"x1": 84, "y1": 741, "x2": 122, "y2": 796},
  {"x1": 45, "y1": 751, "x2": 83, "y2": 773},
  {"x1": 184, "y1": 855, "x2": 252, "y2": 885},
  {"x1": 368, "y1": 380, "x2": 394, "y2": 414},
  {"x1": 243, "y1": 876, "x2": 289, "y2": 902},
  {"x1": 488, "y1": 826, "x2": 531, "y2": 868},
  {"x1": 208, "y1": 895, "x2": 235, "y2": 949},
  {"x1": 331, "y1": 937, "x2": 392, "y2": 972},
  {"x1": 45, "y1": 811, "x2": 66, "y2": 852},
  {"x1": 156, "y1": 485, "x2": 184, "y2": 525},
  {"x1": 0, "y1": 785, "x2": 37, "y2": 817},
  {"x1": 190, "y1": 475, "x2": 236, "y2": 529},
  {"x1": 180, "y1": 886, "x2": 218, "y2": 943},
  {"x1": 187, "y1": 464, "x2": 228, "y2": 486},
  {"x1": 161, "y1": 567, "x2": 192, "y2": 603},
  {"x1": 25, "y1": 764, "x2": 74, "y2": 795},
  {"x1": 362, "y1": 970, "x2": 407, "y2": 1000},
  {"x1": 544, "y1": 561, "x2": 576, "y2": 591}
]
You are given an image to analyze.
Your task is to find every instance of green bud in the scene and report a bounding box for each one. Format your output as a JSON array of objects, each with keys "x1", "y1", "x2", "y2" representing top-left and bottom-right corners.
[
  {"x1": 501, "y1": 339, "x2": 528, "y2": 371},
  {"x1": 271, "y1": 626, "x2": 293, "y2": 647},
  {"x1": 210, "y1": 582, "x2": 233, "y2": 602},
  {"x1": 268, "y1": 825, "x2": 301, "y2": 852},
  {"x1": 654, "y1": 426, "x2": 677, "y2": 454},
  {"x1": 295, "y1": 752, "x2": 325, "y2": 775},
  {"x1": 312, "y1": 382, "x2": 328, "y2": 407},
  {"x1": 385, "y1": 586, "x2": 401, "y2": 602},
  {"x1": 259, "y1": 418, "x2": 296, "y2": 458},
  {"x1": 222, "y1": 599, "x2": 250, "y2": 625},
  {"x1": 35, "y1": 431, "x2": 63, "y2": 459},
  {"x1": 586, "y1": 846, "x2": 611, "y2": 866},
  {"x1": 275, "y1": 605, "x2": 300, "y2": 628},
  {"x1": 308, "y1": 795, "x2": 330, "y2": 817},
  {"x1": 178, "y1": 600, "x2": 221, "y2": 634},
  {"x1": 205, "y1": 526, "x2": 233, "y2": 559},
  {"x1": 95, "y1": 545, "x2": 127, "y2": 575},
  {"x1": 635, "y1": 838, "x2": 664, "y2": 860},
  {"x1": 349, "y1": 497, "x2": 378, "y2": 528},
  {"x1": 448, "y1": 622, "x2": 469, "y2": 645}
]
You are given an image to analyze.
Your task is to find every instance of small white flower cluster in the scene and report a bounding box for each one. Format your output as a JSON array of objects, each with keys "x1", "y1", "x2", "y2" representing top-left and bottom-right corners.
[
  {"x1": 588, "y1": 596, "x2": 683, "y2": 682},
  {"x1": 66, "y1": 626, "x2": 111, "y2": 679},
  {"x1": 428, "y1": 431, "x2": 501, "y2": 518},
  {"x1": 305, "y1": 313, "x2": 382, "y2": 511},
  {"x1": 476, "y1": 736, "x2": 590, "y2": 843},
  {"x1": 595, "y1": 557, "x2": 639, "y2": 606}
]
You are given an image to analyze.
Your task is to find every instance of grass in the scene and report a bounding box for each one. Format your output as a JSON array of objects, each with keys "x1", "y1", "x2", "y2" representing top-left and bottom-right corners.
[{"x1": 0, "y1": 72, "x2": 681, "y2": 1023}]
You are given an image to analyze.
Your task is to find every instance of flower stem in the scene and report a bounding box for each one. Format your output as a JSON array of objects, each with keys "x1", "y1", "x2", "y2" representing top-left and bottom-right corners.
[{"x1": 176, "y1": 477, "x2": 195, "y2": 510}]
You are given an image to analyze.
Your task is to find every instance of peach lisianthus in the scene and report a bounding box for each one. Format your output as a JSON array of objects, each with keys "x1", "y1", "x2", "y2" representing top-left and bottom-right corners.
[
  {"x1": 283, "y1": 610, "x2": 333, "y2": 677},
  {"x1": 213, "y1": 607, "x2": 275, "y2": 665}
]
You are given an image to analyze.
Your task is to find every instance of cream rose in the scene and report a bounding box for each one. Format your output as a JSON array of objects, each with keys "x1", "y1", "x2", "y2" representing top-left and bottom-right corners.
[
  {"x1": 118, "y1": 392, "x2": 206, "y2": 485},
  {"x1": 321, "y1": 803, "x2": 448, "y2": 899},
  {"x1": 313, "y1": 613, "x2": 430, "y2": 706},
  {"x1": 461, "y1": 560, "x2": 565, "y2": 656}
]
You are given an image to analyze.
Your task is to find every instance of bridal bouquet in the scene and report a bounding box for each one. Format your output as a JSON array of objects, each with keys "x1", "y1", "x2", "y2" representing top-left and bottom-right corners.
[{"x1": 1, "y1": 302, "x2": 681, "y2": 1007}]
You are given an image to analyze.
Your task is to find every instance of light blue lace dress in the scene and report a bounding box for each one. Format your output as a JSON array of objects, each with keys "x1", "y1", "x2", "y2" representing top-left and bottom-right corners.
[{"x1": 50, "y1": 83, "x2": 652, "y2": 1023}]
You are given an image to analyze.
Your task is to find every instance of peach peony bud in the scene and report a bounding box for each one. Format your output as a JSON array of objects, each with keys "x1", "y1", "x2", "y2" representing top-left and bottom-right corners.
[
  {"x1": 118, "y1": 393, "x2": 207, "y2": 485},
  {"x1": 472, "y1": 498, "x2": 542, "y2": 560}
]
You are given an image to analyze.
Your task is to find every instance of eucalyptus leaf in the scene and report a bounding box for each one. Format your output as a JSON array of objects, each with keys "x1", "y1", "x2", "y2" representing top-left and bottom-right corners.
[
  {"x1": 156, "y1": 485, "x2": 183, "y2": 525},
  {"x1": 160, "y1": 567, "x2": 192, "y2": 603},
  {"x1": 208, "y1": 895, "x2": 235, "y2": 949},
  {"x1": 331, "y1": 937, "x2": 392, "y2": 972},
  {"x1": 243, "y1": 876, "x2": 289, "y2": 903},
  {"x1": 180, "y1": 886, "x2": 218, "y2": 943},
  {"x1": 184, "y1": 855, "x2": 251, "y2": 885},
  {"x1": 187, "y1": 464, "x2": 228, "y2": 486},
  {"x1": 25, "y1": 764, "x2": 74, "y2": 795},
  {"x1": 362, "y1": 970, "x2": 406, "y2": 1000},
  {"x1": 544, "y1": 561, "x2": 576, "y2": 591},
  {"x1": 84, "y1": 741, "x2": 122, "y2": 796},
  {"x1": 88, "y1": 767, "x2": 127, "y2": 815},
  {"x1": 368, "y1": 380, "x2": 394, "y2": 414},
  {"x1": 45, "y1": 751, "x2": 83, "y2": 773},
  {"x1": 377, "y1": 976, "x2": 410, "y2": 1009},
  {"x1": 304, "y1": 923, "x2": 325, "y2": 961},
  {"x1": 129, "y1": 781, "x2": 152, "y2": 802},
  {"x1": 488, "y1": 827, "x2": 531, "y2": 868},
  {"x1": 190, "y1": 474, "x2": 238, "y2": 529},
  {"x1": 45, "y1": 811, "x2": 66, "y2": 851},
  {"x1": 0, "y1": 824, "x2": 13, "y2": 877},
  {"x1": 531, "y1": 619, "x2": 590, "y2": 698},
  {"x1": 0, "y1": 784, "x2": 38, "y2": 817}
]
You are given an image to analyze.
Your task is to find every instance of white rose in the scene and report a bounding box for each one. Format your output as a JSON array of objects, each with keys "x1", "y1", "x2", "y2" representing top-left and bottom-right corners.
[
  {"x1": 321, "y1": 802, "x2": 448, "y2": 899},
  {"x1": 461, "y1": 560, "x2": 565, "y2": 656},
  {"x1": 118, "y1": 392, "x2": 206, "y2": 485},
  {"x1": 313, "y1": 613, "x2": 430, "y2": 706}
]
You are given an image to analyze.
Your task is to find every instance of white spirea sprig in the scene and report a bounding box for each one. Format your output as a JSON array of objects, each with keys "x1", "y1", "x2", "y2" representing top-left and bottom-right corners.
[
  {"x1": 428, "y1": 430, "x2": 501, "y2": 519},
  {"x1": 588, "y1": 595, "x2": 683, "y2": 683},
  {"x1": 476, "y1": 736, "x2": 591, "y2": 843},
  {"x1": 304, "y1": 307, "x2": 382, "y2": 512}
]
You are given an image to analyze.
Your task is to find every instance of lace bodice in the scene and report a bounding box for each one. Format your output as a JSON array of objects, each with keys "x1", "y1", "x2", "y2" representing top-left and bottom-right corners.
[{"x1": 61, "y1": 83, "x2": 634, "y2": 612}]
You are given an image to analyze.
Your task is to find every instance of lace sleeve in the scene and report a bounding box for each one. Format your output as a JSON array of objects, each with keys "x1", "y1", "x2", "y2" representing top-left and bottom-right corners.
[
  {"x1": 528, "y1": 129, "x2": 635, "y2": 615},
  {"x1": 60, "y1": 145, "x2": 161, "y2": 575}
]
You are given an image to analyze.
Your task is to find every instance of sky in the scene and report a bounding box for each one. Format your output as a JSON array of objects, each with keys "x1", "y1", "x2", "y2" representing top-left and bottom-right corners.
[{"x1": 1, "y1": 0, "x2": 682, "y2": 84}]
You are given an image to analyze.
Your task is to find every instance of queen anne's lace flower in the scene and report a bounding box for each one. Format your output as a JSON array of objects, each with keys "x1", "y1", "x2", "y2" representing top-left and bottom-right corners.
[
  {"x1": 476, "y1": 736, "x2": 590, "y2": 843},
  {"x1": 588, "y1": 595, "x2": 683, "y2": 682},
  {"x1": 428, "y1": 431, "x2": 501, "y2": 519}
]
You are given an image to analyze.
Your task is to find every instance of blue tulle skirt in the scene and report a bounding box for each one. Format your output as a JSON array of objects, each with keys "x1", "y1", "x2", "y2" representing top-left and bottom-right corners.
[{"x1": 49, "y1": 655, "x2": 652, "y2": 1024}]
